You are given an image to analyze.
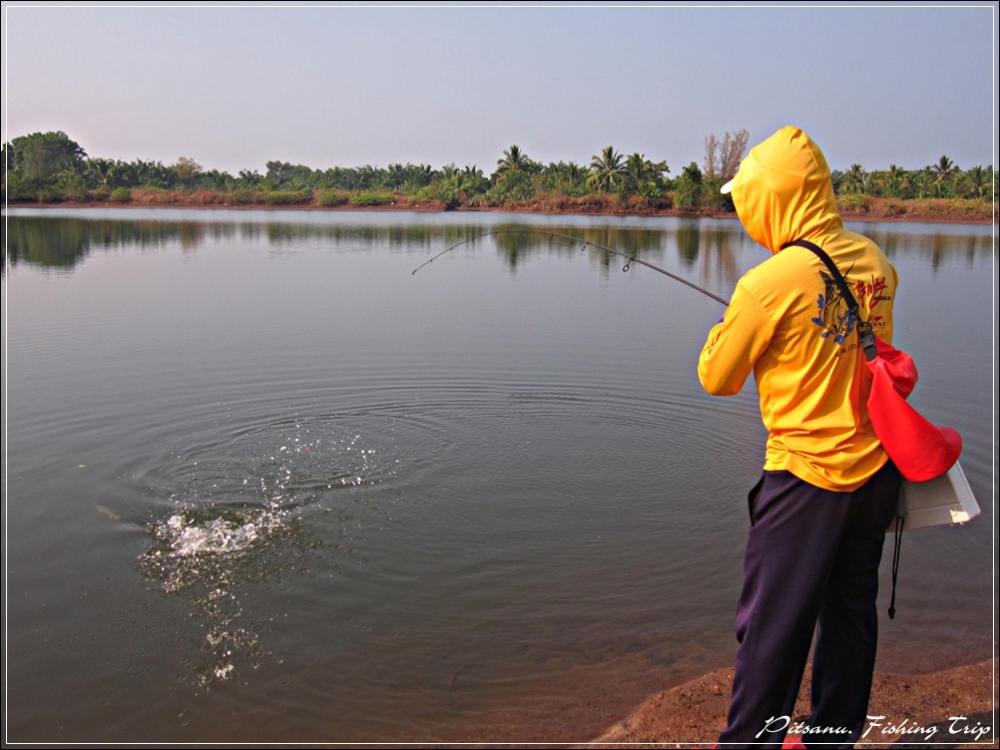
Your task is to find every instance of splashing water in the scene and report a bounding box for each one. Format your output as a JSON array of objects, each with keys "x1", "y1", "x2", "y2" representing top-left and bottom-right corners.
[
  {"x1": 142, "y1": 503, "x2": 292, "y2": 594},
  {"x1": 138, "y1": 419, "x2": 393, "y2": 687},
  {"x1": 160, "y1": 511, "x2": 274, "y2": 558},
  {"x1": 140, "y1": 503, "x2": 296, "y2": 686}
]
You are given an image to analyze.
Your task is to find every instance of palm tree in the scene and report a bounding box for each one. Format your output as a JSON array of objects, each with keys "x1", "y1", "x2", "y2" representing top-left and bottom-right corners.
[
  {"x1": 357, "y1": 164, "x2": 377, "y2": 190},
  {"x1": 496, "y1": 145, "x2": 529, "y2": 175},
  {"x1": 964, "y1": 165, "x2": 987, "y2": 198},
  {"x1": 564, "y1": 162, "x2": 587, "y2": 184},
  {"x1": 624, "y1": 152, "x2": 653, "y2": 191},
  {"x1": 885, "y1": 164, "x2": 905, "y2": 198},
  {"x1": 84, "y1": 158, "x2": 113, "y2": 188},
  {"x1": 458, "y1": 164, "x2": 488, "y2": 194},
  {"x1": 589, "y1": 146, "x2": 625, "y2": 192},
  {"x1": 843, "y1": 163, "x2": 867, "y2": 194},
  {"x1": 915, "y1": 166, "x2": 934, "y2": 198},
  {"x1": 543, "y1": 161, "x2": 588, "y2": 193},
  {"x1": 932, "y1": 155, "x2": 956, "y2": 181},
  {"x1": 932, "y1": 155, "x2": 956, "y2": 196}
]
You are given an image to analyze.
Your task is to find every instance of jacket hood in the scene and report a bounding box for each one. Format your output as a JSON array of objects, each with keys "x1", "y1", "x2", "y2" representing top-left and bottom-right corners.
[{"x1": 727, "y1": 126, "x2": 842, "y2": 254}]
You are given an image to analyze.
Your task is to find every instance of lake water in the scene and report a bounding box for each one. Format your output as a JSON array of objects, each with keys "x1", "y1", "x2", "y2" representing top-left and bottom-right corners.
[{"x1": 3, "y1": 208, "x2": 994, "y2": 742}]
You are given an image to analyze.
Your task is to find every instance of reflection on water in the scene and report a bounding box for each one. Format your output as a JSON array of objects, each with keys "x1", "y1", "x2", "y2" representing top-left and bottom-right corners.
[
  {"x1": 3, "y1": 212, "x2": 991, "y2": 278},
  {"x1": 3, "y1": 207, "x2": 993, "y2": 742}
]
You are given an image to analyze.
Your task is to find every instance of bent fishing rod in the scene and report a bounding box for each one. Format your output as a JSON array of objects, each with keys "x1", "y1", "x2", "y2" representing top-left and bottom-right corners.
[{"x1": 410, "y1": 228, "x2": 729, "y2": 307}]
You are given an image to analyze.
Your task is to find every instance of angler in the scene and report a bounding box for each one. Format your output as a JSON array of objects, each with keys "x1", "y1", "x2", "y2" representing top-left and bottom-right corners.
[{"x1": 411, "y1": 141, "x2": 976, "y2": 748}]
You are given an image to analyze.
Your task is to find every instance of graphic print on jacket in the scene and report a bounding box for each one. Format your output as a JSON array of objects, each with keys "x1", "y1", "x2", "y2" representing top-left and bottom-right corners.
[
  {"x1": 811, "y1": 267, "x2": 892, "y2": 347},
  {"x1": 812, "y1": 268, "x2": 859, "y2": 345}
]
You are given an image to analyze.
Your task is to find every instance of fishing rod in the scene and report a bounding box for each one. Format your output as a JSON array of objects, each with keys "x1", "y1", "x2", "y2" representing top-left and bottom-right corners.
[{"x1": 410, "y1": 228, "x2": 729, "y2": 306}]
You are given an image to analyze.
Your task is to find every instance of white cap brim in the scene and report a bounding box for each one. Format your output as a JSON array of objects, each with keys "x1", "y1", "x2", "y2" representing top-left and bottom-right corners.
[{"x1": 720, "y1": 178, "x2": 735, "y2": 195}]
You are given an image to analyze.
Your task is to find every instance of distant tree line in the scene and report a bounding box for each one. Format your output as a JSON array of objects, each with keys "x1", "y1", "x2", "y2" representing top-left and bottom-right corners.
[
  {"x1": 2, "y1": 130, "x2": 994, "y2": 211},
  {"x1": 832, "y1": 157, "x2": 991, "y2": 199}
]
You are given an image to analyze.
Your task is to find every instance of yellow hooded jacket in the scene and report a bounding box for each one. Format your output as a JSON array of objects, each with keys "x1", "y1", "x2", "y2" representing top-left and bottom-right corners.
[{"x1": 698, "y1": 126, "x2": 898, "y2": 491}]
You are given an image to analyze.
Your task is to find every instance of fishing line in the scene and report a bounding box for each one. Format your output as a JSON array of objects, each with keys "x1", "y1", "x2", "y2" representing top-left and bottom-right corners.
[{"x1": 410, "y1": 228, "x2": 729, "y2": 306}]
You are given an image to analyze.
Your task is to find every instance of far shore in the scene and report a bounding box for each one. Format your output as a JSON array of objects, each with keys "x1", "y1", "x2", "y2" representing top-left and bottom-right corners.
[{"x1": 5, "y1": 200, "x2": 994, "y2": 225}]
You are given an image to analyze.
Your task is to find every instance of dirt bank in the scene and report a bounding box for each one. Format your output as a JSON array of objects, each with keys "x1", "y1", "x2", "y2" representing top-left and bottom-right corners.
[
  {"x1": 589, "y1": 659, "x2": 995, "y2": 748},
  {"x1": 5, "y1": 200, "x2": 994, "y2": 225}
]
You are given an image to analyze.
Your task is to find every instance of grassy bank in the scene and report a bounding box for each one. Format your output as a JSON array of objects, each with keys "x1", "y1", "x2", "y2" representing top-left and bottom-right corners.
[{"x1": 7, "y1": 188, "x2": 994, "y2": 224}]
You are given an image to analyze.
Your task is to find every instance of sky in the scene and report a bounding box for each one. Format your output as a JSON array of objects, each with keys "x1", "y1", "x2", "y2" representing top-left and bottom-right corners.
[{"x1": 2, "y1": 3, "x2": 997, "y2": 175}]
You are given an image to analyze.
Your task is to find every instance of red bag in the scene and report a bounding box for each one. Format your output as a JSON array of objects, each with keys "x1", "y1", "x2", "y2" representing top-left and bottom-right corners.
[
  {"x1": 784, "y1": 240, "x2": 962, "y2": 482},
  {"x1": 865, "y1": 337, "x2": 962, "y2": 481}
]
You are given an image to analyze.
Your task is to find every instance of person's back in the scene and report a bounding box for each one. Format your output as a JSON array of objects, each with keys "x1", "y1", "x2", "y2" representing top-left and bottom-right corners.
[
  {"x1": 698, "y1": 126, "x2": 898, "y2": 491},
  {"x1": 700, "y1": 125, "x2": 904, "y2": 748}
]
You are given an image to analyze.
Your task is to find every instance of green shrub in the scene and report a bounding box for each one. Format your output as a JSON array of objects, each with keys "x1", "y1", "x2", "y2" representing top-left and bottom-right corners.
[
  {"x1": 55, "y1": 171, "x2": 87, "y2": 201},
  {"x1": 488, "y1": 170, "x2": 535, "y2": 206},
  {"x1": 110, "y1": 187, "x2": 132, "y2": 203},
  {"x1": 881, "y1": 200, "x2": 907, "y2": 217},
  {"x1": 350, "y1": 191, "x2": 395, "y2": 207},
  {"x1": 674, "y1": 162, "x2": 704, "y2": 209},
  {"x1": 37, "y1": 187, "x2": 64, "y2": 203},
  {"x1": 230, "y1": 189, "x2": 262, "y2": 205},
  {"x1": 416, "y1": 183, "x2": 459, "y2": 209},
  {"x1": 674, "y1": 181, "x2": 702, "y2": 209},
  {"x1": 838, "y1": 194, "x2": 871, "y2": 213},
  {"x1": 948, "y1": 198, "x2": 985, "y2": 212},
  {"x1": 89, "y1": 185, "x2": 112, "y2": 202},
  {"x1": 3, "y1": 174, "x2": 41, "y2": 201},
  {"x1": 639, "y1": 182, "x2": 672, "y2": 208},
  {"x1": 261, "y1": 190, "x2": 311, "y2": 205},
  {"x1": 315, "y1": 189, "x2": 349, "y2": 207}
]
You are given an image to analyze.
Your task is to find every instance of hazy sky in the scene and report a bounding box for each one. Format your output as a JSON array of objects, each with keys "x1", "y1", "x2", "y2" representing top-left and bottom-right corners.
[{"x1": 3, "y1": 3, "x2": 997, "y2": 174}]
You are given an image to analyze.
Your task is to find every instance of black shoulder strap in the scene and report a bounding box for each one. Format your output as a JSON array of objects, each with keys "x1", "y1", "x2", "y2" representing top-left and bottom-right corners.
[
  {"x1": 782, "y1": 239, "x2": 860, "y2": 311},
  {"x1": 781, "y1": 238, "x2": 877, "y2": 361}
]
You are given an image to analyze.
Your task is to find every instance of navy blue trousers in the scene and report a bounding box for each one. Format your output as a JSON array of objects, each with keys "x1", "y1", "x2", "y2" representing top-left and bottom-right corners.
[{"x1": 717, "y1": 461, "x2": 901, "y2": 749}]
